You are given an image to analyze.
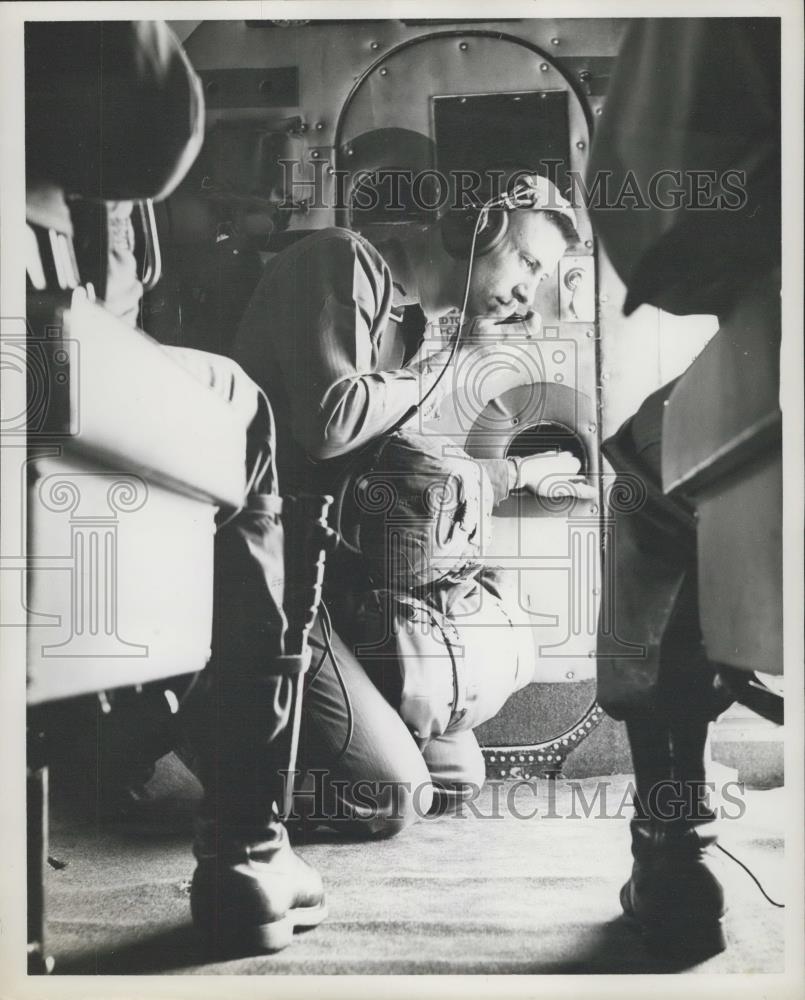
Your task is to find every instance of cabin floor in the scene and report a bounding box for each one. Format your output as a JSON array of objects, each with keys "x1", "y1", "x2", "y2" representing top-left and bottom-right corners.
[{"x1": 43, "y1": 758, "x2": 785, "y2": 976}]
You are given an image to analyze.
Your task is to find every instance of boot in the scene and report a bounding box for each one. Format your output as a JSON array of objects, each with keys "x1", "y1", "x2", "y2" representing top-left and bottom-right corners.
[
  {"x1": 185, "y1": 650, "x2": 327, "y2": 956},
  {"x1": 620, "y1": 818, "x2": 726, "y2": 959},
  {"x1": 618, "y1": 706, "x2": 729, "y2": 960},
  {"x1": 184, "y1": 489, "x2": 332, "y2": 957},
  {"x1": 191, "y1": 813, "x2": 326, "y2": 955}
]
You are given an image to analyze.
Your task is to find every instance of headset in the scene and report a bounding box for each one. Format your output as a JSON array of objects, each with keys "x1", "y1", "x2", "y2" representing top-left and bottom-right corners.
[
  {"x1": 401, "y1": 174, "x2": 578, "y2": 424},
  {"x1": 440, "y1": 173, "x2": 577, "y2": 260}
]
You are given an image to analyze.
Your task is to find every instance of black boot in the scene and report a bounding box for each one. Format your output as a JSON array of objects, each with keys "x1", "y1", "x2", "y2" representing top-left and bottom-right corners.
[
  {"x1": 620, "y1": 817, "x2": 725, "y2": 959},
  {"x1": 618, "y1": 710, "x2": 728, "y2": 960}
]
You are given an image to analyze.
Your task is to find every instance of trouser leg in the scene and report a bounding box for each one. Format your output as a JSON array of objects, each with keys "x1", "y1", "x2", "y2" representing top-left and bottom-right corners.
[
  {"x1": 421, "y1": 729, "x2": 487, "y2": 813},
  {"x1": 597, "y1": 382, "x2": 732, "y2": 958},
  {"x1": 184, "y1": 496, "x2": 327, "y2": 957},
  {"x1": 296, "y1": 616, "x2": 434, "y2": 838}
]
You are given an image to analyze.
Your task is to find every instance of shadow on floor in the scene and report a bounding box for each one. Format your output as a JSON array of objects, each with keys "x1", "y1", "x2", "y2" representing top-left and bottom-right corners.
[{"x1": 43, "y1": 775, "x2": 786, "y2": 976}]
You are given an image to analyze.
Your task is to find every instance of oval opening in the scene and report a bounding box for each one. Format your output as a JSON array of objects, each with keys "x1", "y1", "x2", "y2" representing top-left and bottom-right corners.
[{"x1": 505, "y1": 420, "x2": 588, "y2": 475}]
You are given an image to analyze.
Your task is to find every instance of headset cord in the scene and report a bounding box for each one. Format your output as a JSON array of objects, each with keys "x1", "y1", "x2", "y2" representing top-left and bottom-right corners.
[
  {"x1": 390, "y1": 206, "x2": 487, "y2": 431},
  {"x1": 305, "y1": 599, "x2": 354, "y2": 765},
  {"x1": 715, "y1": 841, "x2": 785, "y2": 908}
]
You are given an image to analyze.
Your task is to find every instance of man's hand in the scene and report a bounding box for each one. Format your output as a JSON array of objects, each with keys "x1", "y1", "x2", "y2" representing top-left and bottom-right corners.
[
  {"x1": 465, "y1": 311, "x2": 542, "y2": 342},
  {"x1": 515, "y1": 451, "x2": 597, "y2": 500}
]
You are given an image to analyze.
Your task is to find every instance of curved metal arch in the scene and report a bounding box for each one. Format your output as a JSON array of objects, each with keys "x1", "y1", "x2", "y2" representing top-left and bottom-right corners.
[{"x1": 332, "y1": 27, "x2": 595, "y2": 229}]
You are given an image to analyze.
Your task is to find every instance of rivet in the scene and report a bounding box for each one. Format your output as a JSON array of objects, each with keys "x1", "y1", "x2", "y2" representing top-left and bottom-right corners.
[
  {"x1": 602, "y1": 372, "x2": 610, "y2": 380},
  {"x1": 586, "y1": 722, "x2": 592, "y2": 729},
  {"x1": 379, "y1": 67, "x2": 388, "y2": 76},
  {"x1": 346, "y1": 147, "x2": 354, "y2": 156},
  {"x1": 562, "y1": 739, "x2": 568, "y2": 746},
  {"x1": 592, "y1": 588, "x2": 600, "y2": 596},
  {"x1": 551, "y1": 37, "x2": 560, "y2": 46},
  {"x1": 540, "y1": 63, "x2": 549, "y2": 72},
  {"x1": 538, "y1": 755, "x2": 544, "y2": 761},
  {"x1": 587, "y1": 423, "x2": 596, "y2": 433},
  {"x1": 566, "y1": 671, "x2": 575, "y2": 680},
  {"x1": 316, "y1": 122, "x2": 324, "y2": 131},
  {"x1": 519, "y1": 755, "x2": 524, "y2": 761},
  {"x1": 595, "y1": 107, "x2": 603, "y2": 116},
  {"x1": 459, "y1": 41, "x2": 469, "y2": 51},
  {"x1": 311, "y1": 150, "x2": 319, "y2": 158},
  {"x1": 576, "y1": 140, "x2": 586, "y2": 151},
  {"x1": 571, "y1": 734, "x2": 577, "y2": 741},
  {"x1": 371, "y1": 41, "x2": 380, "y2": 50},
  {"x1": 554, "y1": 373, "x2": 564, "y2": 383},
  {"x1": 513, "y1": 96, "x2": 521, "y2": 102},
  {"x1": 528, "y1": 755, "x2": 534, "y2": 762},
  {"x1": 579, "y1": 70, "x2": 592, "y2": 82},
  {"x1": 512, "y1": 416, "x2": 519, "y2": 425},
  {"x1": 584, "y1": 239, "x2": 593, "y2": 248},
  {"x1": 327, "y1": 167, "x2": 335, "y2": 176},
  {"x1": 299, "y1": 122, "x2": 308, "y2": 133},
  {"x1": 490, "y1": 755, "x2": 496, "y2": 762},
  {"x1": 586, "y1": 329, "x2": 595, "y2": 339},
  {"x1": 539, "y1": 93, "x2": 547, "y2": 100},
  {"x1": 459, "y1": 97, "x2": 467, "y2": 103},
  {"x1": 588, "y1": 650, "x2": 596, "y2": 658},
  {"x1": 590, "y1": 505, "x2": 599, "y2": 514}
]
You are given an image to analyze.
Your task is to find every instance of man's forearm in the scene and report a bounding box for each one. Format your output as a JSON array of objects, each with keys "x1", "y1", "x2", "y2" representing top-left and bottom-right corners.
[{"x1": 479, "y1": 457, "x2": 518, "y2": 505}]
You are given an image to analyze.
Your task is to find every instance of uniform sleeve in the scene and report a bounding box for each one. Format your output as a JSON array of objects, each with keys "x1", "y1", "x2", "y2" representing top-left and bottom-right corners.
[
  {"x1": 254, "y1": 234, "x2": 422, "y2": 461},
  {"x1": 479, "y1": 458, "x2": 515, "y2": 505}
]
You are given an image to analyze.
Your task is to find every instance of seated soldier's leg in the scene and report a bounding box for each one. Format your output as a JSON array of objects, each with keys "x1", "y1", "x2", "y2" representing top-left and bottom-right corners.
[
  {"x1": 598, "y1": 381, "x2": 733, "y2": 959},
  {"x1": 297, "y1": 617, "x2": 434, "y2": 839},
  {"x1": 183, "y1": 503, "x2": 327, "y2": 958}
]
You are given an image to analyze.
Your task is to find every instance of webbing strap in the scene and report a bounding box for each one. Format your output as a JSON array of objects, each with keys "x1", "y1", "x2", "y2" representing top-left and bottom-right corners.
[{"x1": 262, "y1": 650, "x2": 312, "y2": 677}]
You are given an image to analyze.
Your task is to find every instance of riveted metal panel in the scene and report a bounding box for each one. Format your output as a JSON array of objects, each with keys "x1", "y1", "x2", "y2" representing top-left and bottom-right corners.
[
  {"x1": 198, "y1": 67, "x2": 299, "y2": 108},
  {"x1": 173, "y1": 18, "x2": 723, "y2": 775}
]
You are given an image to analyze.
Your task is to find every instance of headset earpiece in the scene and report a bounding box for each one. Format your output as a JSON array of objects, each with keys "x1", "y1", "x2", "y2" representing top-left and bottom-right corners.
[
  {"x1": 440, "y1": 204, "x2": 509, "y2": 259},
  {"x1": 440, "y1": 175, "x2": 575, "y2": 259}
]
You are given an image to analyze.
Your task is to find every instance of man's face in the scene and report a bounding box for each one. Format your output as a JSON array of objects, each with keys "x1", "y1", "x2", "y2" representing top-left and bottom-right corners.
[{"x1": 465, "y1": 210, "x2": 568, "y2": 320}]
